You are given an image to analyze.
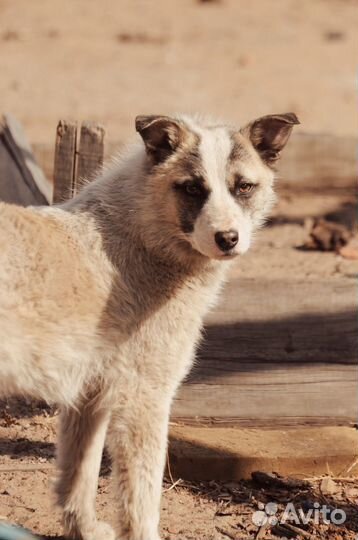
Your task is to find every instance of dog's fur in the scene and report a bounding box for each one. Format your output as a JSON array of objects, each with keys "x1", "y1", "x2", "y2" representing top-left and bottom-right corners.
[{"x1": 0, "y1": 112, "x2": 298, "y2": 540}]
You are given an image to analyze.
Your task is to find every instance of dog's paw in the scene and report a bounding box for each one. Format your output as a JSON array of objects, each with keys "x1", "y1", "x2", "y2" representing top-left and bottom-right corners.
[
  {"x1": 71, "y1": 520, "x2": 116, "y2": 540},
  {"x1": 117, "y1": 530, "x2": 161, "y2": 540},
  {"x1": 87, "y1": 521, "x2": 116, "y2": 540}
]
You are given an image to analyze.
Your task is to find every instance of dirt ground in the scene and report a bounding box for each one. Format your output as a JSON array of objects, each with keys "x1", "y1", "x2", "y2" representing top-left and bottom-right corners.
[
  {"x1": 0, "y1": 0, "x2": 357, "y2": 144},
  {"x1": 1, "y1": 399, "x2": 358, "y2": 540}
]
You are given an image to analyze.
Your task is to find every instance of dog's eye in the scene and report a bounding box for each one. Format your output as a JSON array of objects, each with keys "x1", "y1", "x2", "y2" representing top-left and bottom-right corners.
[
  {"x1": 174, "y1": 179, "x2": 207, "y2": 198},
  {"x1": 237, "y1": 182, "x2": 255, "y2": 195},
  {"x1": 183, "y1": 181, "x2": 203, "y2": 196}
]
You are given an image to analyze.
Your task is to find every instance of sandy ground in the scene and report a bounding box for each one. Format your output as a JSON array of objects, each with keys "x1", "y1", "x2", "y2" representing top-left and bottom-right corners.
[
  {"x1": 1, "y1": 400, "x2": 358, "y2": 540},
  {"x1": 0, "y1": 0, "x2": 357, "y2": 145}
]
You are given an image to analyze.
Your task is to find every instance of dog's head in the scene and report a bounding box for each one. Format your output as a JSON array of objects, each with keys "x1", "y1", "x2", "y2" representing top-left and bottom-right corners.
[{"x1": 136, "y1": 113, "x2": 299, "y2": 260}]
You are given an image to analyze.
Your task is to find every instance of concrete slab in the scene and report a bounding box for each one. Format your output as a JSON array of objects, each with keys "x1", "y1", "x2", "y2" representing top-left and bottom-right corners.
[{"x1": 168, "y1": 424, "x2": 358, "y2": 480}]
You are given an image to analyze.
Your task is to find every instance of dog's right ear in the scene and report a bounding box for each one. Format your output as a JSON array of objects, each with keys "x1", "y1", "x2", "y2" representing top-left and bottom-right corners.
[{"x1": 135, "y1": 115, "x2": 183, "y2": 164}]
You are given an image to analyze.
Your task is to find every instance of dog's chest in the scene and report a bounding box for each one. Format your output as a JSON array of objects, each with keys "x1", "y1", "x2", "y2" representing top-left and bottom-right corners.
[{"x1": 107, "y1": 265, "x2": 226, "y2": 380}]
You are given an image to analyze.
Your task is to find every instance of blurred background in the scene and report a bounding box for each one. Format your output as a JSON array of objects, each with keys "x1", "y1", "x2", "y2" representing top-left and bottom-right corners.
[{"x1": 0, "y1": 0, "x2": 357, "y2": 144}]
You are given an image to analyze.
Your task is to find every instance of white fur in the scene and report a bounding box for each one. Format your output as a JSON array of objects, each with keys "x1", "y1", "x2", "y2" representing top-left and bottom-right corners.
[{"x1": 187, "y1": 126, "x2": 261, "y2": 258}]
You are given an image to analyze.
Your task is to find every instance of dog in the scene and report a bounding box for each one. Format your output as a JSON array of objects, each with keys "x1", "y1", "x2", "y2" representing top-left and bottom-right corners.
[{"x1": 0, "y1": 112, "x2": 299, "y2": 540}]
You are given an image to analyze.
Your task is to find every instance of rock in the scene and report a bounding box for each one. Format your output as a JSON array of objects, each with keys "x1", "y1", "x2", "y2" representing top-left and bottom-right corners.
[{"x1": 320, "y1": 477, "x2": 339, "y2": 495}]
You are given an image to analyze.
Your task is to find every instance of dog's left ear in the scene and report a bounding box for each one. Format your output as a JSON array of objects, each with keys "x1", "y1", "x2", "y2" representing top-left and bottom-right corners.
[
  {"x1": 242, "y1": 112, "x2": 300, "y2": 167},
  {"x1": 135, "y1": 115, "x2": 184, "y2": 164}
]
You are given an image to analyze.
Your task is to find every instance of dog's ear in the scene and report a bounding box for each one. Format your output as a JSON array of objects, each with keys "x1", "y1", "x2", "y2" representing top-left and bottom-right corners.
[
  {"x1": 242, "y1": 113, "x2": 300, "y2": 167},
  {"x1": 135, "y1": 115, "x2": 184, "y2": 164}
]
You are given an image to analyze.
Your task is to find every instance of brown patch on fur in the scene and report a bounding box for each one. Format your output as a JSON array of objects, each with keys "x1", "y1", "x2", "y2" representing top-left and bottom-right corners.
[
  {"x1": 136, "y1": 115, "x2": 188, "y2": 164},
  {"x1": 162, "y1": 130, "x2": 211, "y2": 235},
  {"x1": 225, "y1": 132, "x2": 255, "y2": 192},
  {"x1": 174, "y1": 178, "x2": 210, "y2": 233}
]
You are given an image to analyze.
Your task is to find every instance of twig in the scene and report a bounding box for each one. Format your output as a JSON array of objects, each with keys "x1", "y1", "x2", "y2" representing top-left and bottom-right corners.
[
  {"x1": 165, "y1": 449, "x2": 180, "y2": 492},
  {"x1": 325, "y1": 460, "x2": 333, "y2": 477},
  {"x1": 252, "y1": 471, "x2": 310, "y2": 489},
  {"x1": 331, "y1": 477, "x2": 358, "y2": 483},
  {"x1": 178, "y1": 481, "x2": 203, "y2": 492},
  {"x1": 281, "y1": 523, "x2": 315, "y2": 539},
  {"x1": 305, "y1": 475, "x2": 357, "y2": 483},
  {"x1": 255, "y1": 521, "x2": 270, "y2": 539},
  {"x1": 340, "y1": 456, "x2": 358, "y2": 476},
  {"x1": 163, "y1": 478, "x2": 182, "y2": 493}
]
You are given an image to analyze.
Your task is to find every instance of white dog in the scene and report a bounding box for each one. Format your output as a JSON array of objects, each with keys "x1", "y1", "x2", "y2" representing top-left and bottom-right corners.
[{"x1": 0, "y1": 112, "x2": 298, "y2": 540}]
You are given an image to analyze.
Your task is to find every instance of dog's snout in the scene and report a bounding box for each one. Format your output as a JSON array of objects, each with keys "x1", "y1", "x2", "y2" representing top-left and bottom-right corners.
[{"x1": 215, "y1": 230, "x2": 239, "y2": 252}]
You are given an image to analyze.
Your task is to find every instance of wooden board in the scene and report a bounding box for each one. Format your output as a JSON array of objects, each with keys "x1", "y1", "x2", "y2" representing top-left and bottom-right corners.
[
  {"x1": 198, "y1": 278, "x2": 357, "y2": 365},
  {"x1": 279, "y1": 133, "x2": 357, "y2": 191},
  {"x1": 0, "y1": 115, "x2": 50, "y2": 206},
  {"x1": 52, "y1": 120, "x2": 77, "y2": 204},
  {"x1": 173, "y1": 365, "x2": 357, "y2": 427},
  {"x1": 76, "y1": 121, "x2": 105, "y2": 191},
  {"x1": 172, "y1": 277, "x2": 358, "y2": 426}
]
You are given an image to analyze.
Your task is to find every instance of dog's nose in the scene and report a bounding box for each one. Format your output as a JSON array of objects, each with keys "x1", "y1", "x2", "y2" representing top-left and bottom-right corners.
[{"x1": 215, "y1": 230, "x2": 239, "y2": 252}]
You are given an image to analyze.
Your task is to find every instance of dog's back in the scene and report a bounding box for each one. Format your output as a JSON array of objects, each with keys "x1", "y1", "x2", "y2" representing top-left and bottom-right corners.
[{"x1": 0, "y1": 203, "x2": 112, "y2": 402}]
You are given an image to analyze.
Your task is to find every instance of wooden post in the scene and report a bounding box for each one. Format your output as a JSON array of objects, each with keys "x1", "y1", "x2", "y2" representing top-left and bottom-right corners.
[
  {"x1": 52, "y1": 120, "x2": 77, "y2": 204},
  {"x1": 75, "y1": 121, "x2": 105, "y2": 192}
]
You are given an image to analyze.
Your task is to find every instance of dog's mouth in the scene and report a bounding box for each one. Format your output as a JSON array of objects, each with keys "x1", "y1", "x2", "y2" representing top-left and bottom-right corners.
[
  {"x1": 194, "y1": 244, "x2": 240, "y2": 261},
  {"x1": 221, "y1": 250, "x2": 239, "y2": 259},
  {"x1": 212, "y1": 249, "x2": 239, "y2": 261}
]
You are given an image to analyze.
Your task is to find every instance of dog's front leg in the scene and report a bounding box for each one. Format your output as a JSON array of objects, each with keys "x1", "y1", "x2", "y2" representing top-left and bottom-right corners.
[
  {"x1": 56, "y1": 399, "x2": 115, "y2": 540},
  {"x1": 108, "y1": 392, "x2": 171, "y2": 540}
]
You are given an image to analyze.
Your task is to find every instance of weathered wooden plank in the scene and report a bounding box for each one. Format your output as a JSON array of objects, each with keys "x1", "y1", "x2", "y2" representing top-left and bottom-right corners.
[
  {"x1": 172, "y1": 276, "x2": 358, "y2": 425},
  {"x1": 171, "y1": 417, "x2": 356, "y2": 428},
  {"x1": 279, "y1": 133, "x2": 357, "y2": 191},
  {"x1": 198, "y1": 278, "x2": 357, "y2": 365},
  {"x1": 76, "y1": 122, "x2": 105, "y2": 192},
  {"x1": 0, "y1": 116, "x2": 49, "y2": 206},
  {"x1": 3, "y1": 114, "x2": 52, "y2": 203},
  {"x1": 173, "y1": 363, "x2": 358, "y2": 426},
  {"x1": 187, "y1": 359, "x2": 357, "y2": 385},
  {"x1": 52, "y1": 120, "x2": 77, "y2": 204}
]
